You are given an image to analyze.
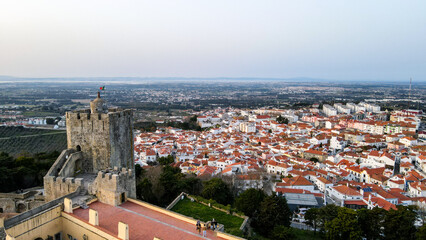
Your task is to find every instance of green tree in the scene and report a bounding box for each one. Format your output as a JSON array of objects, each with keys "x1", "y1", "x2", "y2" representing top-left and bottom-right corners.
[
  {"x1": 383, "y1": 206, "x2": 417, "y2": 240},
  {"x1": 357, "y1": 207, "x2": 385, "y2": 240},
  {"x1": 135, "y1": 164, "x2": 145, "y2": 180},
  {"x1": 235, "y1": 188, "x2": 266, "y2": 217},
  {"x1": 137, "y1": 165, "x2": 203, "y2": 207},
  {"x1": 324, "y1": 207, "x2": 361, "y2": 240},
  {"x1": 136, "y1": 178, "x2": 157, "y2": 203},
  {"x1": 276, "y1": 116, "x2": 289, "y2": 124},
  {"x1": 0, "y1": 152, "x2": 16, "y2": 192},
  {"x1": 305, "y1": 208, "x2": 320, "y2": 233},
  {"x1": 0, "y1": 151, "x2": 60, "y2": 192},
  {"x1": 0, "y1": 152, "x2": 14, "y2": 168},
  {"x1": 0, "y1": 166, "x2": 14, "y2": 192},
  {"x1": 158, "y1": 155, "x2": 174, "y2": 165},
  {"x1": 45, "y1": 118, "x2": 55, "y2": 125},
  {"x1": 159, "y1": 166, "x2": 185, "y2": 205},
  {"x1": 252, "y1": 194, "x2": 292, "y2": 237},
  {"x1": 189, "y1": 115, "x2": 198, "y2": 122},
  {"x1": 417, "y1": 224, "x2": 426, "y2": 240},
  {"x1": 201, "y1": 178, "x2": 233, "y2": 205},
  {"x1": 15, "y1": 156, "x2": 35, "y2": 167},
  {"x1": 317, "y1": 204, "x2": 339, "y2": 232},
  {"x1": 179, "y1": 176, "x2": 202, "y2": 196},
  {"x1": 271, "y1": 225, "x2": 296, "y2": 240}
]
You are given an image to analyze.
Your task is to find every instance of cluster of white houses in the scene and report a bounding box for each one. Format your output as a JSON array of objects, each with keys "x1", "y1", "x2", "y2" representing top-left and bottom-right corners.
[{"x1": 134, "y1": 106, "x2": 426, "y2": 213}]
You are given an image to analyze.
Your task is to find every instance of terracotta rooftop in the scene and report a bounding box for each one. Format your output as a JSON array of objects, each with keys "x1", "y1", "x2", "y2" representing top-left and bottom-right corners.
[
  {"x1": 69, "y1": 201, "x2": 228, "y2": 240},
  {"x1": 283, "y1": 175, "x2": 313, "y2": 186},
  {"x1": 317, "y1": 176, "x2": 332, "y2": 184},
  {"x1": 332, "y1": 185, "x2": 361, "y2": 196},
  {"x1": 304, "y1": 149, "x2": 327, "y2": 156}
]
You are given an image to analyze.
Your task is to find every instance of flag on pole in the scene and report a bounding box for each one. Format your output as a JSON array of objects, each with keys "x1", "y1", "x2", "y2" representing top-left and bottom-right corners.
[{"x1": 100, "y1": 86, "x2": 105, "y2": 90}]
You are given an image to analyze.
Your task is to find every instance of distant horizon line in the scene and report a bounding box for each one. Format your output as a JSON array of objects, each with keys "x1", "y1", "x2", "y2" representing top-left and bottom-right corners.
[{"x1": 0, "y1": 75, "x2": 424, "y2": 83}]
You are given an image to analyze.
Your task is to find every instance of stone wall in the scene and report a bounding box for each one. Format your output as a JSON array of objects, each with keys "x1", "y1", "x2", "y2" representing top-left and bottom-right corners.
[
  {"x1": 108, "y1": 110, "x2": 134, "y2": 170},
  {"x1": 43, "y1": 177, "x2": 83, "y2": 202},
  {"x1": 66, "y1": 111, "x2": 108, "y2": 173},
  {"x1": 0, "y1": 192, "x2": 44, "y2": 214},
  {"x1": 90, "y1": 168, "x2": 135, "y2": 206},
  {"x1": 44, "y1": 104, "x2": 136, "y2": 207},
  {"x1": 66, "y1": 109, "x2": 134, "y2": 173},
  {"x1": 4, "y1": 205, "x2": 62, "y2": 240},
  {"x1": 0, "y1": 199, "x2": 15, "y2": 214},
  {"x1": 45, "y1": 149, "x2": 76, "y2": 177},
  {"x1": 3, "y1": 191, "x2": 80, "y2": 240},
  {"x1": 57, "y1": 152, "x2": 83, "y2": 177}
]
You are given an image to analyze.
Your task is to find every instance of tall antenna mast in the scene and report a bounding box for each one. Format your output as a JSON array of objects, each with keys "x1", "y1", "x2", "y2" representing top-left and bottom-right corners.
[{"x1": 409, "y1": 77, "x2": 412, "y2": 101}]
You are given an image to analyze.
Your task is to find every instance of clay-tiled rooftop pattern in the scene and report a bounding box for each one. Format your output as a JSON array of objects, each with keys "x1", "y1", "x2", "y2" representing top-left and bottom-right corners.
[{"x1": 70, "y1": 201, "x2": 227, "y2": 240}]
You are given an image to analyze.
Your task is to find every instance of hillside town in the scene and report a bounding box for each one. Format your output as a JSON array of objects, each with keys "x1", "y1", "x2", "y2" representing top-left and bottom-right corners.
[{"x1": 134, "y1": 102, "x2": 426, "y2": 221}]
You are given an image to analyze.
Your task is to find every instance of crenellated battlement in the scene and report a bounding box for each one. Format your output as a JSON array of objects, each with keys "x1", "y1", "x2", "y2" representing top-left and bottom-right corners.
[
  {"x1": 66, "y1": 108, "x2": 132, "y2": 121},
  {"x1": 108, "y1": 109, "x2": 132, "y2": 118},
  {"x1": 43, "y1": 176, "x2": 84, "y2": 202},
  {"x1": 66, "y1": 111, "x2": 109, "y2": 121},
  {"x1": 44, "y1": 176, "x2": 84, "y2": 187},
  {"x1": 53, "y1": 176, "x2": 83, "y2": 185},
  {"x1": 91, "y1": 168, "x2": 135, "y2": 206},
  {"x1": 96, "y1": 168, "x2": 133, "y2": 180}
]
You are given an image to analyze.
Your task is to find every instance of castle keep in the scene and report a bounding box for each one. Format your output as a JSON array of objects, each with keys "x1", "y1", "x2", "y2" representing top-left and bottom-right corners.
[
  {"x1": 43, "y1": 92, "x2": 136, "y2": 205},
  {"x1": 2, "y1": 92, "x2": 242, "y2": 240}
]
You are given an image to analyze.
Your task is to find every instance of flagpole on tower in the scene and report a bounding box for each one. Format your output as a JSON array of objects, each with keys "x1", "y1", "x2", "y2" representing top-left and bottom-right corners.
[{"x1": 99, "y1": 85, "x2": 106, "y2": 108}]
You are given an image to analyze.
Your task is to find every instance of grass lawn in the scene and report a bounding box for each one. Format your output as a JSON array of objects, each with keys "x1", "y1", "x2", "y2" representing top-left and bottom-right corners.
[{"x1": 171, "y1": 197, "x2": 244, "y2": 235}]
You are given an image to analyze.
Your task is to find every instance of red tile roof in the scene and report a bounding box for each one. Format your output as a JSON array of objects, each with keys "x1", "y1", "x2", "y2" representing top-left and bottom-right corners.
[
  {"x1": 304, "y1": 149, "x2": 327, "y2": 156},
  {"x1": 344, "y1": 200, "x2": 367, "y2": 206},
  {"x1": 317, "y1": 176, "x2": 332, "y2": 184},
  {"x1": 367, "y1": 197, "x2": 397, "y2": 211},
  {"x1": 332, "y1": 185, "x2": 361, "y2": 196}
]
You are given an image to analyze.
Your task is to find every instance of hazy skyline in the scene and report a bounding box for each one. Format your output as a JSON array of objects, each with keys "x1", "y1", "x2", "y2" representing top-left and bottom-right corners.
[{"x1": 1, "y1": 0, "x2": 426, "y2": 81}]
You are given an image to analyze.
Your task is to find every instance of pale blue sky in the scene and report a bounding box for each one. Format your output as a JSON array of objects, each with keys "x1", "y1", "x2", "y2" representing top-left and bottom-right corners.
[{"x1": 0, "y1": 0, "x2": 425, "y2": 81}]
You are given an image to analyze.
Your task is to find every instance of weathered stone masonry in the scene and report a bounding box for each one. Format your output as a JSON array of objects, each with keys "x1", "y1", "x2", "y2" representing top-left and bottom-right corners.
[{"x1": 43, "y1": 93, "x2": 136, "y2": 206}]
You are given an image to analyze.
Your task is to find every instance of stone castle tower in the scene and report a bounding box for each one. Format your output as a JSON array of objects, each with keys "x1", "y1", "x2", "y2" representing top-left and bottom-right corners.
[
  {"x1": 66, "y1": 91, "x2": 134, "y2": 172},
  {"x1": 43, "y1": 92, "x2": 136, "y2": 206}
]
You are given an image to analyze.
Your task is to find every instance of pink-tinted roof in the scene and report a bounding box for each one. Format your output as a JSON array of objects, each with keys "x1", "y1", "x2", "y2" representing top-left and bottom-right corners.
[{"x1": 70, "y1": 201, "x2": 227, "y2": 240}]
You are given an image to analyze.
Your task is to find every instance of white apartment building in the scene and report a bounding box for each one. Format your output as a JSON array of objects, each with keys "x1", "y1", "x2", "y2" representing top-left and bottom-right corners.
[
  {"x1": 355, "y1": 105, "x2": 366, "y2": 112},
  {"x1": 334, "y1": 103, "x2": 351, "y2": 114},
  {"x1": 359, "y1": 102, "x2": 381, "y2": 113},
  {"x1": 346, "y1": 103, "x2": 357, "y2": 112},
  {"x1": 330, "y1": 136, "x2": 347, "y2": 150},
  {"x1": 323, "y1": 104, "x2": 337, "y2": 116},
  {"x1": 239, "y1": 122, "x2": 256, "y2": 133}
]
